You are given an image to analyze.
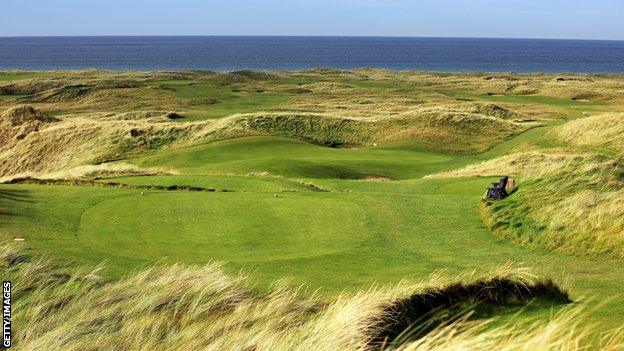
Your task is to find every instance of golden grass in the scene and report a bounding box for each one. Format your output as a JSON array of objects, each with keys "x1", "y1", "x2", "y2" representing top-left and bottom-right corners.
[
  {"x1": 0, "y1": 105, "x2": 530, "y2": 177},
  {"x1": 425, "y1": 149, "x2": 602, "y2": 180},
  {"x1": 3, "y1": 70, "x2": 622, "y2": 117},
  {"x1": 2, "y1": 245, "x2": 622, "y2": 350},
  {"x1": 478, "y1": 153, "x2": 624, "y2": 259},
  {"x1": 538, "y1": 190, "x2": 624, "y2": 255},
  {"x1": 284, "y1": 78, "x2": 558, "y2": 121},
  {"x1": 0, "y1": 104, "x2": 57, "y2": 126},
  {"x1": 396, "y1": 308, "x2": 624, "y2": 351},
  {"x1": 0, "y1": 105, "x2": 58, "y2": 147},
  {"x1": 0, "y1": 162, "x2": 174, "y2": 183},
  {"x1": 550, "y1": 112, "x2": 624, "y2": 153}
]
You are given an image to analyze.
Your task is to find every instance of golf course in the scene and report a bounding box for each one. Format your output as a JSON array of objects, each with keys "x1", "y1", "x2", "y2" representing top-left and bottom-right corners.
[{"x1": 1, "y1": 69, "x2": 624, "y2": 349}]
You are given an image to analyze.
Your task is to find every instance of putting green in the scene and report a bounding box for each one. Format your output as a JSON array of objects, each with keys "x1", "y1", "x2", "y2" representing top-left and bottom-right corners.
[
  {"x1": 78, "y1": 192, "x2": 368, "y2": 262},
  {"x1": 130, "y1": 137, "x2": 466, "y2": 180}
]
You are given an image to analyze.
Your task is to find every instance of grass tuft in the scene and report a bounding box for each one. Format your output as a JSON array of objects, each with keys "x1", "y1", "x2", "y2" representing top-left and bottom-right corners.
[{"x1": 5, "y1": 246, "x2": 615, "y2": 351}]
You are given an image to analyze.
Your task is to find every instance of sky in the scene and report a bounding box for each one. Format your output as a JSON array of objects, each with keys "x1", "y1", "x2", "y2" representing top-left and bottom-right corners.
[{"x1": 1, "y1": 0, "x2": 623, "y2": 40}]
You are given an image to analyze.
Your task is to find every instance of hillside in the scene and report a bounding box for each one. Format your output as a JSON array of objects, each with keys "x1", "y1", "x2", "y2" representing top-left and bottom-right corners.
[
  {"x1": 429, "y1": 110, "x2": 624, "y2": 260},
  {"x1": 550, "y1": 112, "x2": 624, "y2": 153}
]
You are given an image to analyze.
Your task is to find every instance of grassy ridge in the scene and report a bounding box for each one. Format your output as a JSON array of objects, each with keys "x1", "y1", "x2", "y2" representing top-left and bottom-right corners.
[
  {"x1": 550, "y1": 112, "x2": 624, "y2": 154},
  {"x1": 5, "y1": 69, "x2": 618, "y2": 177},
  {"x1": 0, "y1": 107, "x2": 527, "y2": 178},
  {"x1": 482, "y1": 154, "x2": 624, "y2": 259},
  {"x1": 429, "y1": 110, "x2": 624, "y2": 260}
]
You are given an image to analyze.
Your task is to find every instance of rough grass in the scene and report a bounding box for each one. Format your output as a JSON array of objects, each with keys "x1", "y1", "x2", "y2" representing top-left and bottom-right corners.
[
  {"x1": 0, "y1": 105, "x2": 58, "y2": 145},
  {"x1": 0, "y1": 107, "x2": 528, "y2": 177},
  {"x1": 481, "y1": 157, "x2": 624, "y2": 259},
  {"x1": 425, "y1": 149, "x2": 605, "y2": 180},
  {"x1": 395, "y1": 308, "x2": 624, "y2": 351},
  {"x1": 2, "y1": 69, "x2": 620, "y2": 178},
  {"x1": 0, "y1": 104, "x2": 57, "y2": 126},
  {"x1": 430, "y1": 150, "x2": 624, "y2": 259},
  {"x1": 424, "y1": 105, "x2": 624, "y2": 260},
  {"x1": 0, "y1": 162, "x2": 175, "y2": 183},
  {"x1": 5, "y1": 245, "x2": 621, "y2": 351},
  {"x1": 550, "y1": 112, "x2": 624, "y2": 153}
]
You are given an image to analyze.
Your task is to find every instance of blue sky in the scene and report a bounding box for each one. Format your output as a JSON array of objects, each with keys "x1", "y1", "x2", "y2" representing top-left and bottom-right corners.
[{"x1": 1, "y1": 0, "x2": 622, "y2": 39}]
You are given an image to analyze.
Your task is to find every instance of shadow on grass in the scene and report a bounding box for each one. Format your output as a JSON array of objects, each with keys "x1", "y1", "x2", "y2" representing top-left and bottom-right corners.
[
  {"x1": 0, "y1": 188, "x2": 32, "y2": 219},
  {"x1": 0, "y1": 189, "x2": 32, "y2": 202},
  {"x1": 369, "y1": 278, "x2": 571, "y2": 348}
]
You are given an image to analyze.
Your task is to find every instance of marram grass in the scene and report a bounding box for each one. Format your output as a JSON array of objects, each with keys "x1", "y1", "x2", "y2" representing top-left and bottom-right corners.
[{"x1": 2, "y1": 245, "x2": 622, "y2": 350}]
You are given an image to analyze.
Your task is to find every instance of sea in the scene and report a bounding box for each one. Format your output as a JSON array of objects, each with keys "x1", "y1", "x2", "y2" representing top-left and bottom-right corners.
[{"x1": 0, "y1": 36, "x2": 623, "y2": 73}]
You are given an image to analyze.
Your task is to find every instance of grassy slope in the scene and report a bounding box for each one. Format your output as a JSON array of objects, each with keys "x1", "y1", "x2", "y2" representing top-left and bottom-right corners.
[
  {"x1": 129, "y1": 137, "x2": 467, "y2": 179},
  {"x1": 550, "y1": 112, "x2": 624, "y2": 154}
]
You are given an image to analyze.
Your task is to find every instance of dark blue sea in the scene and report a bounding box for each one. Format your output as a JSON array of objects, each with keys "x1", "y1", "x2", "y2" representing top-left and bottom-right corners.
[{"x1": 1, "y1": 36, "x2": 623, "y2": 73}]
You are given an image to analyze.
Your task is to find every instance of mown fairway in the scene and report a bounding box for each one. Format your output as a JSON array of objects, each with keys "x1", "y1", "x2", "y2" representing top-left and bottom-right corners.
[{"x1": 1, "y1": 70, "x2": 624, "y2": 333}]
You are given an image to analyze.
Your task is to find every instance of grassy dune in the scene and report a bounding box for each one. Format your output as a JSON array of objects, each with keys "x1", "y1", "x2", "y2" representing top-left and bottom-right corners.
[
  {"x1": 430, "y1": 115, "x2": 624, "y2": 259},
  {"x1": 5, "y1": 69, "x2": 615, "y2": 177},
  {"x1": 433, "y1": 156, "x2": 624, "y2": 257},
  {"x1": 481, "y1": 154, "x2": 624, "y2": 259},
  {"x1": 1, "y1": 70, "x2": 624, "y2": 349},
  {"x1": 550, "y1": 112, "x2": 624, "y2": 153}
]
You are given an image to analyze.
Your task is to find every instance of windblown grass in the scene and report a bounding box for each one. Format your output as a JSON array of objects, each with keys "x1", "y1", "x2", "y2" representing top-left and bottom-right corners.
[
  {"x1": 425, "y1": 149, "x2": 603, "y2": 180},
  {"x1": 430, "y1": 149, "x2": 624, "y2": 259},
  {"x1": 4, "y1": 245, "x2": 621, "y2": 351},
  {"x1": 0, "y1": 162, "x2": 174, "y2": 183},
  {"x1": 395, "y1": 308, "x2": 624, "y2": 351},
  {"x1": 550, "y1": 112, "x2": 624, "y2": 153},
  {"x1": 0, "y1": 107, "x2": 528, "y2": 177},
  {"x1": 0, "y1": 105, "x2": 58, "y2": 145}
]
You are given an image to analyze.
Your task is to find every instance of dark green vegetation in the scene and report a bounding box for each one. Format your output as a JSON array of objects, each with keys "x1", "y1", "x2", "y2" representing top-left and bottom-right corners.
[{"x1": 1, "y1": 70, "x2": 624, "y2": 334}]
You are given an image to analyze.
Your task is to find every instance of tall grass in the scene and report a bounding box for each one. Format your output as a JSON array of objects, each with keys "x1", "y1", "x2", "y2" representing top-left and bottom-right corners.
[
  {"x1": 550, "y1": 112, "x2": 624, "y2": 153},
  {"x1": 425, "y1": 149, "x2": 604, "y2": 180},
  {"x1": 2, "y1": 245, "x2": 622, "y2": 350},
  {"x1": 0, "y1": 105, "x2": 528, "y2": 178},
  {"x1": 429, "y1": 149, "x2": 624, "y2": 259}
]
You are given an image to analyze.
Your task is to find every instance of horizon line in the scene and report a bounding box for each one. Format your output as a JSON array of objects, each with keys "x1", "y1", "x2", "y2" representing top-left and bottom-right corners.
[{"x1": 1, "y1": 34, "x2": 623, "y2": 42}]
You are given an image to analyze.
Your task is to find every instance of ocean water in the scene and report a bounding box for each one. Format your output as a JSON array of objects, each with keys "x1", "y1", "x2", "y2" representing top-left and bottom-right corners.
[{"x1": 0, "y1": 36, "x2": 623, "y2": 73}]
